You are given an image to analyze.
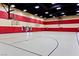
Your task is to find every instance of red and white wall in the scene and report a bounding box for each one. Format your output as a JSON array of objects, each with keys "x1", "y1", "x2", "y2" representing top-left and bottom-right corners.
[
  {"x1": 0, "y1": 3, "x2": 79, "y2": 34},
  {"x1": 44, "y1": 16, "x2": 79, "y2": 32},
  {"x1": 0, "y1": 4, "x2": 45, "y2": 33}
]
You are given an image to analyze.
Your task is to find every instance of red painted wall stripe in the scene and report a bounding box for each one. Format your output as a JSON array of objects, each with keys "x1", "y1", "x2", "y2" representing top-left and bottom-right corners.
[
  {"x1": 44, "y1": 19, "x2": 79, "y2": 25},
  {"x1": 0, "y1": 11, "x2": 79, "y2": 25},
  {"x1": 0, "y1": 11, "x2": 8, "y2": 19},
  {"x1": 13, "y1": 14, "x2": 43, "y2": 24},
  {"x1": 0, "y1": 11, "x2": 79, "y2": 33},
  {"x1": 0, "y1": 26, "x2": 79, "y2": 34},
  {"x1": 45, "y1": 28, "x2": 79, "y2": 32},
  {"x1": 0, "y1": 11, "x2": 43, "y2": 24},
  {"x1": 0, "y1": 26, "x2": 45, "y2": 34}
]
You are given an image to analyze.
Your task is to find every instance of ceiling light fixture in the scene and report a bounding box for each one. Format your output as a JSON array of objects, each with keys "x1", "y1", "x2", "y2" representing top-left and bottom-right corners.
[
  {"x1": 10, "y1": 5, "x2": 15, "y2": 8},
  {"x1": 76, "y1": 10, "x2": 79, "y2": 12},
  {"x1": 63, "y1": 15, "x2": 66, "y2": 16},
  {"x1": 35, "y1": 6, "x2": 40, "y2": 9},
  {"x1": 35, "y1": 14, "x2": 38, "y2": 16},
  {"x1": 56, "y1": 7, "x2": 61, "y2": 10},
  {"x1": 45, "y1": 12, "x2": 49, "y2": 14},
  {"x1": 49, "y1": 14, "x2": 53, "y2": 16},
  {"x1": 51, "y1": 3, "x2": 55, "y2": 4},
  {"x1": 61, "y1": 12, "x2": 65, "y2": 15},
  {"x1": 23, "y1": 9, "x2": 27, "y2": 12},
  {"x1": 77, "y1": 3, "x2": 79, "y2": 6}
]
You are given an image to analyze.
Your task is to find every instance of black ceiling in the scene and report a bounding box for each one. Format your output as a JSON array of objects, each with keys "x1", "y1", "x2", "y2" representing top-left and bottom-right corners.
[{"x1": 4, "y1": 3, "x2": 79, "y2": 19}]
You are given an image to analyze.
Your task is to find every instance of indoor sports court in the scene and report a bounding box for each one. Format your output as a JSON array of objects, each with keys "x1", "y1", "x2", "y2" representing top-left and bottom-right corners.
[{"x1": 0, "y1": 3, "x2": 79, "y2": 56}]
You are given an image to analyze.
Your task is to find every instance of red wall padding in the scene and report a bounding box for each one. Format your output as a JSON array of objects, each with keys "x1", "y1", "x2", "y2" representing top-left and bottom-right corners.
[
  {"x1": 0, "y1": 11, "x2": 79, "y2": 25},
  {"x1": 32, "y1": 28, "x2": 44, "y2": 32},
  {"x1": 45, "y1": 28, "x2": 79, "y2": 32},
  {"x1": 0, "y1": 11, "x2": 8, "y2": 19},
  {"x1": 0, "y1": 26, "x2": 45, "y2": 34},
  {"x1": 44, "y1": 19, "x2": 79, "y2": 25},
  {"x1": 0, "y1": 11, "x2": 43, "y2": 24},
  {"x1": 0, "y1": 11, "x2": 79, "y2": 33},
  {"x1": 0, "y1": 26, "x2": 79, "y2": 34},
  {"x1": 0, "y1": 26, "x2": 23, "y2": 34},
  {"x1": 14, "y1": 14, "x2": 43, "y2": 24}
]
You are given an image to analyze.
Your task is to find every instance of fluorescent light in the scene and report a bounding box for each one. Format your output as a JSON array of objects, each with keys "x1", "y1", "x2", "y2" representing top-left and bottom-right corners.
[
  {"x1": 35, "y1": 14, "x2": 38, "y2": 16},
  {"x1": 35, "y1": 6, "x2": 40, "y2": 9},
  {"x1": 11, "y1": 5, "x2": 15, "y2": 8},
  {"x1": 76, "y1": 10, "x2": 79, "y2": 12},
  {"x1": 63, "y1": 15, "x2": 66, "y2": 16},
  {"x1": 51, "y1": 3, "x2": 55, "y2": 4},
  {"x1": 56, "y1": 7, "x2": 61, "y2": 10},
  {"x1": 23, "y1": 9, "x2": 27, "y2": 12},
  {"x1": 77, "y1": 3, "x2": 79, "y2": 6},
  {"x1": 61, "y1": 12, "x2": 65, "y2": 15},
  {"x1": 49, "y1": 14, "x2": 53, "y2": 16},
  {"x1": 45, "y1": 12, "x2": 49, "y2": 14}
]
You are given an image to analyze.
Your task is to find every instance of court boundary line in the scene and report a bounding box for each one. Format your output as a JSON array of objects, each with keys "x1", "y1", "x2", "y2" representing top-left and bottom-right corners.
[
  {"x1": 76, "y1": 32, "x2": 79, "y2": 46},
  {"x1": 0, "y1": 41, "x2": 42, "y2": 56},
  {"x1": 47, "y1": 37, "x2": 59, "y2": 56},
  {"x1": 0, "y1": 32, "x2": 59, "y2": 56}
]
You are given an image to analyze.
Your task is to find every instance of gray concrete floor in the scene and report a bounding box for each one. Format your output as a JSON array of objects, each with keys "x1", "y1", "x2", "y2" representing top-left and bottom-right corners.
[{"x1": 0, "y1": 32, "x2": 79, "y2": 56}]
